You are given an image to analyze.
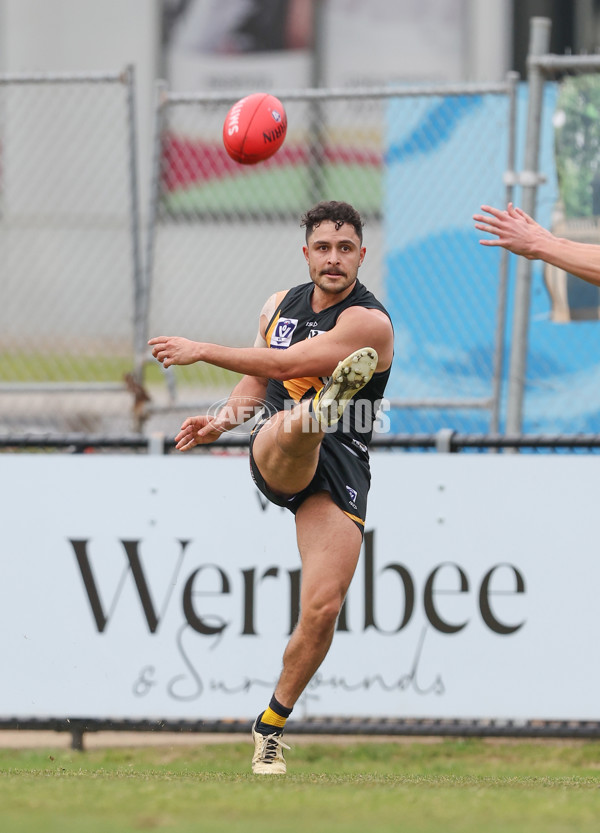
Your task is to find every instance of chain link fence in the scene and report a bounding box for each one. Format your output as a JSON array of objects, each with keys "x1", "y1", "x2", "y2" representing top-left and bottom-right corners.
[
  {"x1": 0, "y1": 68, "x2": 143, "y2": 435},
  {"x1": 143, "y1": 80, "x2": 516, "y2": 436},
  {"x1": 4, "y1": 45, "x2": 598, "y2": 439}
]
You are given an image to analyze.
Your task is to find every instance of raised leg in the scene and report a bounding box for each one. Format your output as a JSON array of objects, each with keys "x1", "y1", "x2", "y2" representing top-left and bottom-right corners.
[{"x1": 251, "y1": 347, "x2": 378, "y2": 497}]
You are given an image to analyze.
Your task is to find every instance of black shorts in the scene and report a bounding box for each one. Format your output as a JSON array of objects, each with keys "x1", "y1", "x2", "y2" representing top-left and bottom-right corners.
[{"x1": 249, "y1": 418, "x2": 371, "y2": 534}]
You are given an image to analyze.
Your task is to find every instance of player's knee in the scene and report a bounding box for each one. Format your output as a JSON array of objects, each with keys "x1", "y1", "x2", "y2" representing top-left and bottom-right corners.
[{"x1": 302, "y1": 592, "x2": 343, "y2": 636}]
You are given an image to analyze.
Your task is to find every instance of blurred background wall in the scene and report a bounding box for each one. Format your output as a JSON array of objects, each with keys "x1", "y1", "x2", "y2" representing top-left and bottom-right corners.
[{"x1": 0, "y1": 0, "x2": 597, "y2": 194}]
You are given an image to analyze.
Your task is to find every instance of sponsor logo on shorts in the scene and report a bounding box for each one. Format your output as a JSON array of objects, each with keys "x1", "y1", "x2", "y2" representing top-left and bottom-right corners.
[
  {"x1": 270, "y1": 317, "x2": 298, "y2": 348},
  {"x1": 346, "y1": 485, "x2": 358, "y2": 509}
]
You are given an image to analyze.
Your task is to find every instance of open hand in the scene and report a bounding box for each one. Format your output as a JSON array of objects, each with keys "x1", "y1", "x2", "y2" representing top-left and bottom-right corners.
[
  {"x1": 473, "y1": 203, "x2": 550, "y2": 259},
  {"x1": 175, "y1": 415, "x2": 223, "y2": 451}
]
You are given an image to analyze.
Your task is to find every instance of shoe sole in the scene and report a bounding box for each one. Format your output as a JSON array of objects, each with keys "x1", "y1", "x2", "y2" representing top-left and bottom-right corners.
[{"x1": 315, "y1": 347, "x2": 378, "y2": 427}]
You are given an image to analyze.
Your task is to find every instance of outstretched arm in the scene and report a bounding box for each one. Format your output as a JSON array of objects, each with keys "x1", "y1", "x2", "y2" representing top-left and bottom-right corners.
[
  {"x1": 149, "y1": 298, "x2": 393, "y2": 379},
  {"x1": 473, "y1": 202, "x2": 600, "y2": 288}
]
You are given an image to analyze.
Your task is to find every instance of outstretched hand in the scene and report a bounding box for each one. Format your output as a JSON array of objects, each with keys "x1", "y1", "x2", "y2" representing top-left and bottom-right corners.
[
  {"x1": 148, "y1": 336, "x2": 200, "y2": 369},
  {"x1": 473, "y1": 202, "x2": 551, "y2": 259},
  {"x1": 175, "y1": 415, "x2": 223, "y2": 451}
]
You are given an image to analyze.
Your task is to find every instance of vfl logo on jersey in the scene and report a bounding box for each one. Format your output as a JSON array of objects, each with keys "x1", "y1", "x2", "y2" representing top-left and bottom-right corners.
[
  {"x1": 270, "y1": 317, "x2": 298, "y2": 349},
  {"x1": 346, "y1": 484, "x2": 358, "y2": 509},
  {"x1": 307, "y1": 329, "x2": 326, "y2": 338}
]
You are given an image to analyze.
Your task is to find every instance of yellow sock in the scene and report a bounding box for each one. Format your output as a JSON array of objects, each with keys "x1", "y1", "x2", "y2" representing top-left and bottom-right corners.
[{"x1": 261, "y1": 706, "x2": 288, "y2": 730}]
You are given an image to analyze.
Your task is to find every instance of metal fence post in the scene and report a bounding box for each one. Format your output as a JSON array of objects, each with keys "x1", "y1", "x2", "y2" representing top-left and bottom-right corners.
[
  {"x1": 148, "y1": 432, "x2": 165, "y2": 455},
  {"x1": 141, "y1": 80, "x2": 169, "y2": 405},
  {"x1": 307, "y1": 0, "x2": 327, "y2": 204},
  {"x1": 490, "y1": 70, "x2": 519, "y2": 435},
  {"x1": 435, "y1": 428, "x2": 456, "y2": 453},
  {"x1": 124, "y1": 65, "x2": 146, "y2": 407},
  {"x1": 505, "y1": 17, "x2": 551, "y2": 435},
  {"x1": 144, "y1": 80, "x2": 169, "y2": 325}
]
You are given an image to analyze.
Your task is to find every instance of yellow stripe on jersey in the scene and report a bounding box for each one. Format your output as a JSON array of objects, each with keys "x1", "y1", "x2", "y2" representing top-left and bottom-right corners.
[
  {"x1": 343, "y1": 511, "x2": 365, "y2": 526},
  {"x1": 265, "y1": 312, "x2": 281, "y2": 347}
]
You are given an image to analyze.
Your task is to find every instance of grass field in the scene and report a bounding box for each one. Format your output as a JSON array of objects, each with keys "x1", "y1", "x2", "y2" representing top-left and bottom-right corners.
[
  {"x1": 0, "y1": 352, "x2": 240, "y2": 387},
  {"x1": 1, "y1": 737, "x2": 599, "y2": 833}
]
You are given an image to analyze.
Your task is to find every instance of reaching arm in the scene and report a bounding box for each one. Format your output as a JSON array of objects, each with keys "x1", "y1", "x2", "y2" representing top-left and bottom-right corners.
[
  {"x1": 473, "y1": 202, "x2": 600, "y2": 288},
  {"x1": 149, "y1": 296, "x2": 393, "y2": 379}
]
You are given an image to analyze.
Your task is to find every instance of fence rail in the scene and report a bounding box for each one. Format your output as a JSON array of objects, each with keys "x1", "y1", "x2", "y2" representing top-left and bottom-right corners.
[
  {"x1": 2, "y1": 433, "x2": 600, "y2": 453},
  {"x1": 2, "y1": 716, "x2": 599, "y2": 752},
  {"x1": 165, "y1": 80, "x2": 515, "y2": 104}
]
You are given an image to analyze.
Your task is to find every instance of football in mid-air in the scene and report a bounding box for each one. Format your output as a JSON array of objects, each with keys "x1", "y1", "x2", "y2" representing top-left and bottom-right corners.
[{"x1": 222, "y1": 92, "x2": 287, "y2": 165}]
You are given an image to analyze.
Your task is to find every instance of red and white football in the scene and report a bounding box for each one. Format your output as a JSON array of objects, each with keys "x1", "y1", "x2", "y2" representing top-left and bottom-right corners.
[{"x1": 222, "y1": 92, "x2": 287, "y2": 165}]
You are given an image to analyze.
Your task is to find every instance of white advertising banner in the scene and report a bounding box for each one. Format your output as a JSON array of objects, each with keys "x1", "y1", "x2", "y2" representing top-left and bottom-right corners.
[{"x1": 1, "y1": 453, "x2": 598, "y2": 722}]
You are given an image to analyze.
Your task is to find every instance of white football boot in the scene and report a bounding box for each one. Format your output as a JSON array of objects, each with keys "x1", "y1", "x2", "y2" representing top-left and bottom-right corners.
[
  {"x1": 312, "y1": 347, "x2": 378, "y2": 427},
  {"x1": 251, "y1": 719, "x2": 290, "y2": 775}
]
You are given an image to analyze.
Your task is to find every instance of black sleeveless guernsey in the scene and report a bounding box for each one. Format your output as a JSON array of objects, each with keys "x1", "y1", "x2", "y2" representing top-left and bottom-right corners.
[{"x1": 250, "y1": 279, "x2": 392, "y2": 532}]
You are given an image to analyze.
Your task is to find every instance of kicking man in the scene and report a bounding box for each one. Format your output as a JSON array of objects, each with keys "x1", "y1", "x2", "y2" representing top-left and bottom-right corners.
[{"x1": 149, "y1": 200, "x2": 394, "y2": 773}]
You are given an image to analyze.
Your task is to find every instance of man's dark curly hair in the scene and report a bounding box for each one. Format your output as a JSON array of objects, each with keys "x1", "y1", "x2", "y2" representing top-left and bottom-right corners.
[{"x1": 301, "y1": 201, "x2": 364, "y2": 244}]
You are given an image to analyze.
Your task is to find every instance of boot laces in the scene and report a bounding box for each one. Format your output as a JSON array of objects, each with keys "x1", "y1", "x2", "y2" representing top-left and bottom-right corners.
[{"x1": 259, "y1": 732, "x2": 290, "y2": 762}]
